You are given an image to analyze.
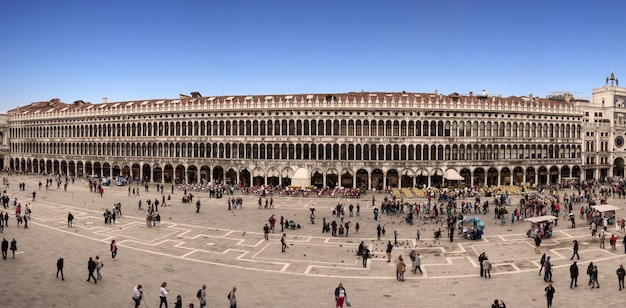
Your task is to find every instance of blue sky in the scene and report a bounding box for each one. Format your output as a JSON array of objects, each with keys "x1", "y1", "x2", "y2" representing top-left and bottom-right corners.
[{"x1": 1, "y1": 0, "x2": 625, "y2": 112}]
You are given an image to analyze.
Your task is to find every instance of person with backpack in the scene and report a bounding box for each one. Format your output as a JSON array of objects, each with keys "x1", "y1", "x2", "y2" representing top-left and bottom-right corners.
[
  {"x1": 196, "y1": 284, "x2": 206, "y2": 308},
  {"x1": 228, "y1": 286, "x2": 237, "y2": 308}
]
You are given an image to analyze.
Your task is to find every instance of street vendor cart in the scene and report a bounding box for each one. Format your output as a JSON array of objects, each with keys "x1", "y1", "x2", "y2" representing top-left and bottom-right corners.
[{"x1": 525, "y1": 215, "x2": 558, "y2": 239}]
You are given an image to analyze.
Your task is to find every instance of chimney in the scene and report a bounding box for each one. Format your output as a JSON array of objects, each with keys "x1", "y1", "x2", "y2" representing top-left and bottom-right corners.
[
  {"x1": 102, "y1": 97, "x2": 108, "y2": 104},
  {"x1": 469, "y1": 91, "x2": 473, "y2": 97},
  {"x1": 191, "y1": 91, "x2": 202, "y2": 99},
  {"x1": 482, "y1": 89, "x2": 487, "y2": 96}
]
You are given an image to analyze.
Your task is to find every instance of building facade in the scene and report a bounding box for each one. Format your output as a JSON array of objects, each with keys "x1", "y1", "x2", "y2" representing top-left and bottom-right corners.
[
  {"x1": 5, "y1": 84, "x2": 596, "y2": 190},
  {"x1": 583, "y1": 73, "x2": 626, "y2": 181}
]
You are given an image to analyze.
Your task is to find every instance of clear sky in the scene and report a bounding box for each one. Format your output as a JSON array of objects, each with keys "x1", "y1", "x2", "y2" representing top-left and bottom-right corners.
[{"x1": 1, "y1": 0, "x2": 625, "y2": 112}]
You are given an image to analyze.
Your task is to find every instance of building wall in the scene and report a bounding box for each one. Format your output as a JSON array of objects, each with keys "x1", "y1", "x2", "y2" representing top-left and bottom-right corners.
[{"x1": 5, "y1": 91, "x2": 586, "y2": 189}]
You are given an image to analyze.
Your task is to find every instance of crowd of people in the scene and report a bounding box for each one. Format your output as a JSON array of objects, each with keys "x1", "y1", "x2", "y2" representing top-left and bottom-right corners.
[{"x1": 7, "y1": 168, "x2": 626, "y2": 306}]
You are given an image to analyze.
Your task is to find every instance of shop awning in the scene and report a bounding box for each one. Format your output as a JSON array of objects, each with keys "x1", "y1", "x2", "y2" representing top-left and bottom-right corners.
[
  {"x1": 444, "y1": 169, "x2": 464, "y2": 181},
  {"x1": 591, "y1": 204, "x2": 620, "y2": 212},
  {"x1": 525, "y1": 215, "x2": 559, "y2": 223}
]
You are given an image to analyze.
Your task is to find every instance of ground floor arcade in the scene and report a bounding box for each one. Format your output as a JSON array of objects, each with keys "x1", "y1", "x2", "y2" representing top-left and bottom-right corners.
[{"x1": 9, "y1": 157, "x2": 582, "y2": 189}]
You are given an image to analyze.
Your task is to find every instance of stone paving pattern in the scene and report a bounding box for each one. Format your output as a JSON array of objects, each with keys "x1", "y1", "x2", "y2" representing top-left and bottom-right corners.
[{"x1": 1, "y1": 175, "x2": 626, "y2": 307}]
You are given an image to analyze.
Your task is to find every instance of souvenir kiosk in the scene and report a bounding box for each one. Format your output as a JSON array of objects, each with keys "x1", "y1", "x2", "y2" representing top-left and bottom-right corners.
[
  {"x1": 525, "y1": 215, "x2": 558, "y2": 239},
  {"x1": 591, "y1": 204, "x2": 620, "y2": 225}
]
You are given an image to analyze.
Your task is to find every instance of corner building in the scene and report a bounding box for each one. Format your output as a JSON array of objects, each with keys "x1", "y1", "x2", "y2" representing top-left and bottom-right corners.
[{"x1": 6, "y1": 88, "x2": 588, "y2": 190}]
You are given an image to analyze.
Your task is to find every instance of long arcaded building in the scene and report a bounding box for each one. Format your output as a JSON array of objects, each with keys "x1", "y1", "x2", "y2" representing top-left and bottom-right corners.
[{"x1": 5, "y1": 75, "x2": 626, "y2": 189}]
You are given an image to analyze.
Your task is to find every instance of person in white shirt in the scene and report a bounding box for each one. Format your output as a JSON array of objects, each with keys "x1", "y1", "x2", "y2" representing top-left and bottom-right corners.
[
  {"x1": 228, "y1": 286, "x2": 237, "y2": 308},
  {"x1": 159, "y1": 282, "x2": 169, "y2": 308},
  {"x1": 132, "y1": 284, "x2": 143, "y2": 308},
  {"x1": 198, "y1": 284, "x2": 207, "y2": 308}
]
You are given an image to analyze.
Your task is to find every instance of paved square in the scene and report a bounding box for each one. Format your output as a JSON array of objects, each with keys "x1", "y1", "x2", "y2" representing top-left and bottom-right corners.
[{"x1": 1, "y1": 175, "x2": 626, "y2": 307}]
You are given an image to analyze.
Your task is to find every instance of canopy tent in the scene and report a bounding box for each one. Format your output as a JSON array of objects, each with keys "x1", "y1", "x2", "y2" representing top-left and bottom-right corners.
[
  {"x1": 290, "y1": 167, "x2": 310, "y2": 188},
  {"x1": 591, "y1": 204, "x2": 620, "y2": 213},
  {"x1": 524, "y1": 215, "x2": 558, "y2": 223},
  {"x1": 444, "y1": 169, "x2": 464, "y2": 181}
]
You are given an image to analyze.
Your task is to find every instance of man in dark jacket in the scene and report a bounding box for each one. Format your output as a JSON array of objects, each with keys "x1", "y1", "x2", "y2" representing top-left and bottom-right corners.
[
  {"x1": 570, "y1": 261, "x2": 578, "y2": 288},
  {"x1": 87, "y1": 257, "x2": 97, "y2": 283},
  {"x1": 1, "y1": 238, "x2": 7, "y2": 259},
  {"x1": 362, "y1": 246, "x2": 370, "y2": 268},
  {"x1": 479, "y1": 252, "x2": 487, "y2": 277},
  {"x1": 617, "y1": 264, "x2": 625, "y2": 290},
  {"x1": 57, "y1": 257, "x2": 65, "y2": 280},
  {"x1": 386, "y1": 241, "x2": 393, "y2": 262}
]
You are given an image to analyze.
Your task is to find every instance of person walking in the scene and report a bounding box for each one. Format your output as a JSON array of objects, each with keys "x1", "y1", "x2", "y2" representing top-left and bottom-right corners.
[
  {"x1": 57, "y1": 257, "x2": 65, "y2": 280},
  {"x1": 1, "y1": 238, "x2": 8, "y2": 259},
  {"x1": 535, "y1": 236, "x2": 542, "y2": 254},
  {"x1": 376, "y1": 224, "x2": 382, "y2": 240},
  {"x1": 197, "y1": 284, "x2": 207, "y2": 308},
  {"x1": 570, "y1": 240, "x2": 580, "y2": 260},
  {"x1": 111, "y1": 239, "x2": 117, "y2": 260},
  {"x1": 610, "y1": 234, "x2": 618, "y2": 250},
  {"x1": 362, "y1": 246, "x2": 370, "y2": 268},
  {"x1": 544, "y1": 256, "x2": 553, "y2": 283},
  {"x1": 386, "y1": 241, "x2": 393, "y2": 262},
  {"x1": 174, "y1": 295, "x2": 182, "y2": 308},
  {"x1": 587, "y1": 262, "x2": 595, "y2": 286},
  {"x1": 263, "y1": 224, "x2": 270, "y2": 240},
  {"x1": 570, "y1": 261, "x2": 578, "y2": 288},
  {"x1": 544, "y1": 283, "x2": 555, "y2": 308},
  {"x1": 10, "y1": 238, "x2": 17, "y2": 259},
  {"x1": 67, "y1": 212, "x2": 74, "y2": 227},
  {"x1": 159, "y1": 281, "x2": 169, "y2": 308},
  {"x1": 132, "y1": 284, "x2": 143, "y2": 308},
  {"x1": 412, "y1": 252, "x2": 423, "y2": 274},
  {"x1": 334, "y1": 283, "x2": 347, "y2": 308},
  {"x1": 86, "y1": 257, "x2": 97, "y2": 283},
  {"x1": 483, "y1": 259, "x2": 492, "y2": 279},
  {"x1": 228, "y1": 286, "x2": 237, "y2": 308},
  {"x1": 393, "y1": 230, "x2": 398, "y2": 246},
  {"x1": 600, "y1": 230, "x2": 606, "y2": 249},
  {"x1": 396, "y1": 256, "x2": 406, "y2": 281},
  {"x1": 281, "y1": 233, "x2": 287, "y2": 253},
  {"x1": 408, "y1": 249, "x2": 416, "y2": 268},
  {"x1": 95, "y1": 256, "x2": 103, "y2": 280},
  {"x1": 617, "y1": 265, "x2": 626, "y2": 291},
  {"x1": 539, "y1": 253, "x2": 547, "y2": 276},
  {"x1": 478, "y1": 252, "x2": 487, "y2": 277},
  {"x1": 591, "y1": 265, "x2": 600, "y2": 288}
]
